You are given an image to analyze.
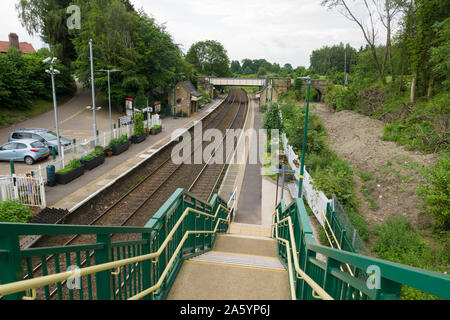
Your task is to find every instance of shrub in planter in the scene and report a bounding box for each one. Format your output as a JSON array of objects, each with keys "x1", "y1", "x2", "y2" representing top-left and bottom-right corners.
[
  {"x1": 0, "y1": 200, "x2": 32, "y2": 223},
  {"x1": 81, "y1": 146, "x2": 105, "y2": 170},
  {"x1": 56, "y1": 158, "x2": 84, "y2": 184},
  {"x1": 132, "y1": 113, "x2": 147, "y2": 143},
  {"x1": 151, "y1": 124, "x2": 162, "y2": 135},
  {"x1": 108, "y1": 134, "x2": 130, "y2": 155}
]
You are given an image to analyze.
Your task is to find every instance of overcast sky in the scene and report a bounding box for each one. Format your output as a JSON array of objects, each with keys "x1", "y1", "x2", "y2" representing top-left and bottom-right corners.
[{"x1": 1, "y1": 0, "x2": 377, "y2": 68}]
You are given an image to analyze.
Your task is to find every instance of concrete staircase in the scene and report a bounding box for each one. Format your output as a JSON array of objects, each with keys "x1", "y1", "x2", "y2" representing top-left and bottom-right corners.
[{"x1": 167, "y1": 225, "x2": 290, "y2": 300}]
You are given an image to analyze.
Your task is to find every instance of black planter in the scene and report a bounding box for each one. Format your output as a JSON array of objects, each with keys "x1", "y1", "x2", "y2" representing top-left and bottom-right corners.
[
  {"x1": 131, "y1": 132, "x2": 147, "y2": 144},
  {"x1": 151, "y1": 126, "x2": 162, "y2": 135},
  {"x1": 56, "y1": 166, "x2": 84, "y2": 185},
  {"x1": 111, "y1": 140, "x2": 130, "y2": 155},
  {"x1": 81, "y1": 153, "x2": 105, "y2": 171}
]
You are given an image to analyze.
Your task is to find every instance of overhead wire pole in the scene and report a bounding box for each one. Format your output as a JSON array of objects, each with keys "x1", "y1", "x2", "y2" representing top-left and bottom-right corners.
[{"x1": 298, "y1": 76, "x2": 311, "y2": 199}]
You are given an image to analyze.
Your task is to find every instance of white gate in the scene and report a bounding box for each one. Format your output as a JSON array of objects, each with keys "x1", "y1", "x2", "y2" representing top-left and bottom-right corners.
[{"x1": 0, "y1": 175, "x2": 46, "y2": 209}]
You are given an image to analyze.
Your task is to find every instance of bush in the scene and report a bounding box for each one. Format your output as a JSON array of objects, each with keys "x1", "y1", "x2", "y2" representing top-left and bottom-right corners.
[
  {"x1": 372, "y1": 216, "x2": 448, "y2": 299},
  {"x1": 133, "y1": 113, "x2": 145, "y2": 136},
  {"x1": 0, "y1": 200, "x2": 33, "y2": 223},
  {"x1": 305, "y1": 87, "x2": 319, "y2": 101},
  {"x1": 324, "y1": 85, "x2": 358, "y2": 111},
  {"x1": 417, "y1": 155, "x2": 450, "y2": 230},
  {"x1": 262, "y1": 103, "x2": 283, "y2": 134}
]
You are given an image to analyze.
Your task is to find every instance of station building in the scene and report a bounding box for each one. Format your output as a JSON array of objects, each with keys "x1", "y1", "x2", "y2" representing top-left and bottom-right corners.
[{"x1": 167, "y1": 81, "x2": 203, "y2": 117}]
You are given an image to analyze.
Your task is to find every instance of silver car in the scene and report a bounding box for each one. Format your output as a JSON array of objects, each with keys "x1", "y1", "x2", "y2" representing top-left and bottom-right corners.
[
  {"x1": 9, "y1": 128, "x2": 71, "y2": 154},
  {"x1": 0, "y1": 139, "x2": 49, "y2": 165}
]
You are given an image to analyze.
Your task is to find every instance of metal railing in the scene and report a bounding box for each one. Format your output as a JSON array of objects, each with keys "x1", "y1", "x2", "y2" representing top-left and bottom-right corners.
[
  {"x1": 272, "y1": 197, "x2": 450, "y2": 300},
  {"x1": 0, "y1": 188, "x2": 230, "y2": 300},
  {"x1": 0, "y1": 174, "x2": 46, "y2": 208}
]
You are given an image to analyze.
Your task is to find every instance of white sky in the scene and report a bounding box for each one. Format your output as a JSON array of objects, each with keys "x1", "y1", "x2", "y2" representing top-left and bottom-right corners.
[{"x1": 0, "y1": 0, "x2": 382, "y2": 68}]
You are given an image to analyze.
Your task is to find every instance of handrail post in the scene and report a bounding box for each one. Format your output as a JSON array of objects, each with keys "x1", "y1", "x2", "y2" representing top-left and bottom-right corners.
[
  {"x1": 0, "y1": 235, "x2": 24, "y2": 300},
  {"x1": 95, "y1": 234, "x2": 113, "y2": 300},
  {"x1": 323, "y1": 257, "x2": 340, "y2": 300}
]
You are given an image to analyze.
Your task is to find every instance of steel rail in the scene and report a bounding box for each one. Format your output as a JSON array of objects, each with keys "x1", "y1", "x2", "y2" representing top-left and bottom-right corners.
[{"x1": 188, "y1": 89, "x2": 248, "y2": 200}]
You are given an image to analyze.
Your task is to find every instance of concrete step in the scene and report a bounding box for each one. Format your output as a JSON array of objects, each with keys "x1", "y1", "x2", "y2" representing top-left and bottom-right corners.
[
  {"x1": 189, "y1": 250, "x2": 284, "y2": 271},
  {"x1": 214, "y1": 234, "x2": 277, "y2": 257},
  {"x1": 166, "y1": 231, "x2": 290, "y2": 300}
]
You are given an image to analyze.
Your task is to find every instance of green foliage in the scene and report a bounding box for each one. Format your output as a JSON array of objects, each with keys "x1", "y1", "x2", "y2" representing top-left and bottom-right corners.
[
  {"x1": 133, "y1": 113, "x2": 145, "y2": 137},
  {"x1": 310, "y1": 43, "x2": 357, "y2": 75},
  {"x1": 313, "y1": 159, "x2": 358, "y2": 210},
  {"x1": 324, "y1": 84, "x2": 358, "y2": 111},
  {"x1": 281, "y1": 103, "x2": 327, "y2": 155},
  {"x1": 0, "y1": 48, "x2": 73, "y2": 110},
  {"x1": 305, "y1": 87, "x2": 319, "y2": 101},
  {"x1": 372, "y1": 216, "x2": 448, "y2": 299},
  {"x1": 56, "y1": 158, "x2": 83, "y2": 174},
  {"x1": 0, "y1": 200, "x2": 32, "y2": 223},
  {"x1": 71, "y1": 0, "x2": 186, "y2": 110},
  {"x1": 262, "y1": 103, "x2": 283, "y2": 133},
  {"x1": 108, "y1": 134, "x2": 128, "y2": 148},
  {"x1": 417, "y1": 155, "x2": 450, "y2": 230},
  {"x1": 81, "y1": 146, "x2": 104, "y2": 161},
  {"x1": 185, "y1": 40, "x2": 231, "y2": 77}
]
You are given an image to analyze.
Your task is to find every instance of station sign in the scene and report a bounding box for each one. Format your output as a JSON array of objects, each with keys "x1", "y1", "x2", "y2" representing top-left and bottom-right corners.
[{"x1": 118, "y1": 115, "x2": 133, "y2": 127}]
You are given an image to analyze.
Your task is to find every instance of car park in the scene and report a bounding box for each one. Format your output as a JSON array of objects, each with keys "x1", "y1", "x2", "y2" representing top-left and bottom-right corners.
[
  {"x1": 0, "y1": 139, "x2": 49, "y2": 165},
  {"x1": 8, "y1": 129, "x2": 71, "y2": 154}
]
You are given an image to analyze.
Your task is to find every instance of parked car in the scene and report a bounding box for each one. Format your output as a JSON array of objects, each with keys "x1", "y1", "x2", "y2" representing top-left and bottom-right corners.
[
  {"x1": 9, "y1": 129, "x2": 71, "y2": 154},
  {"x1": 0, "y1": 139, "x2": 49, "y2": 165}
]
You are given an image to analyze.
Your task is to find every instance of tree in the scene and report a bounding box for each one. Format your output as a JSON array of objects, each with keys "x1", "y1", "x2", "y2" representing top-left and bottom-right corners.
[
  {"x1": 231, "y1": 60, "x2": 241, "y2": 74},
  {"x1": 185, "y1": 40, "x2": 231, "y2": 77},
  {"x1": 321, "y1": 0, "x2": 386, "y2": 84},
  {"x1": 16, "y1": 0, "x2": 77, "y2": 66}
]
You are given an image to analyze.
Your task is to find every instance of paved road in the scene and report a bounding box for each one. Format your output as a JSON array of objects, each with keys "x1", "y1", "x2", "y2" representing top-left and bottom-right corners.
[{"x1": 0, "y1": 84, "x2": 122, "y2": 175}]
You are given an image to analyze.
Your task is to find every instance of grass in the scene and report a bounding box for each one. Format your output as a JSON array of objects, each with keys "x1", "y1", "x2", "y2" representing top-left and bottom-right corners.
[{"x1": 0, "y1": 95, "x2": 73, "y2": 127}]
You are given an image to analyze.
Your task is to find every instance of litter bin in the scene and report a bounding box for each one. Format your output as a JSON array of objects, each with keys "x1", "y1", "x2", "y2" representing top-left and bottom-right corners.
[{"x1": 47, "y1": 165, "x2": 56, "y2": 187}]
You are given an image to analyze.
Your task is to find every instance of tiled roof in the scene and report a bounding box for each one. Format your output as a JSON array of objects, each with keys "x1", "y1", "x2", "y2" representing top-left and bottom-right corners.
[
  {"x1": 180, "y1": 81, "x2": 203, "y2": 97},
  {"x1": 0, "y1": 41, "x2": 36, "y2": 54}
]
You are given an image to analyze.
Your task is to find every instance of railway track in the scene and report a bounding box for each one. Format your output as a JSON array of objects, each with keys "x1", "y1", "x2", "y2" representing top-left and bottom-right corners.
[{"x1": 23, "y1": 88, "x2": 249, "y2": 300}]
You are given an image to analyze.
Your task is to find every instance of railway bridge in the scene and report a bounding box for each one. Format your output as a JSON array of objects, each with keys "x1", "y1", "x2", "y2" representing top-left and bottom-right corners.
[{"x1": 0, "y1": 89, "x2": 448, "y2": 302}]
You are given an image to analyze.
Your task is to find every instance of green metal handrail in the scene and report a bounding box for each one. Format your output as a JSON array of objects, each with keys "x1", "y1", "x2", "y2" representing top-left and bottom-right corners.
[
  {"x1": 0, "y1": 188, "x2": 230, "y2": 300},
  {"x1": 274, "y1": 198, "x2": 450, "y2": 300}
]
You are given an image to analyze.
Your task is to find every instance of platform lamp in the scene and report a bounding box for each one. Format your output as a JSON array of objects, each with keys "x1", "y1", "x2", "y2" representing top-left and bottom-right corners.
[
  {"x1": 43, "y1": 57, "x2": 62, "y2": 157},
  {"x1": 297, "y1": 76, "x2": 311, "y2": 199},
  {"x1": 97, "y1": 68, "x2": 121, "y2": 137}
]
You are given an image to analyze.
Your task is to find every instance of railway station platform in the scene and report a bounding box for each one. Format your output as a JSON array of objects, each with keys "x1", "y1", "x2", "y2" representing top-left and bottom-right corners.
[{"x1": 45, "y1": 98, "x2": 225, "y2": 212}]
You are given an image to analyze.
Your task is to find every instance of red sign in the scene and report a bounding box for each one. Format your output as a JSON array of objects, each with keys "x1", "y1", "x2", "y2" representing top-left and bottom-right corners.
[
  {"x1": 154, "y1": 101, "x2": 161, "y2": 105},
  {"x1": 126, "y1": 98, "x2": 133, "y2": 101}
]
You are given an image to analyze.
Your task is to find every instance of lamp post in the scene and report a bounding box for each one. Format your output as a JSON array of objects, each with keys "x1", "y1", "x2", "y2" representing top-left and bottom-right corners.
[
  {"x1": 297, "y1": 76, "x2": 311, "y2": 199},
  {"x1": 43, "y1": 57, "x2": 62, "y2": 156},
  {"x1": 86, "y1": 106, "x2": 102, "y2": 143},
  {"x1": 172, "y1": 72, "x2": 184, "y2": 119},
  {"x1": 89, "y1": 39, "x2": 98, "y2": 142},
  {"x1": 97, "y1": 69, "x2": 121, "y2": 136}
]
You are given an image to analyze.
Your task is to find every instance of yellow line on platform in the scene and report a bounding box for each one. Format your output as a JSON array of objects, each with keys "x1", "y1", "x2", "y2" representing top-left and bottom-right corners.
[
  {"x1": 212, "y1": 250, "x2": 277, "y2": 260},
  {"x1": 185, "y1": 260, "x2": 286, "y2": 273}
]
